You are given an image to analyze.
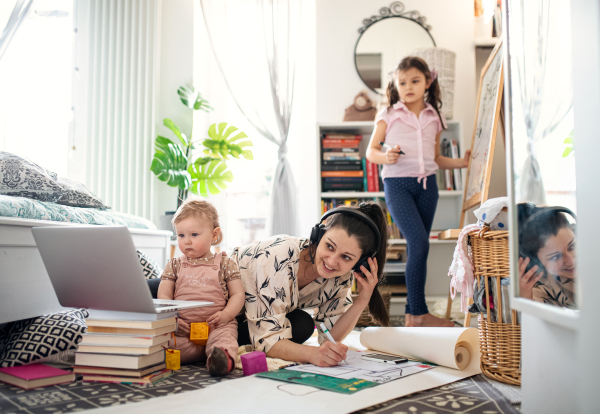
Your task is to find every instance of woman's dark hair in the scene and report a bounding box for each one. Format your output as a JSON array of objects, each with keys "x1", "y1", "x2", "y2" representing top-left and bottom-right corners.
[
  {"x1": 320, "y1": 202, "x2": 390, "y2": 327},
  {"x1": 386, "y1": 56, "x2": 446, "y2": 129},
  {"x1": 517, "y1": 202, "x2": 573, "y2": 270}
]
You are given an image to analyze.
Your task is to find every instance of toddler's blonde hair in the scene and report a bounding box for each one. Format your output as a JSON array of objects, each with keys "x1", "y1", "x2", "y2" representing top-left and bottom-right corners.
[{"x1": 172, "y1": 198, "x2": 223, "y2": 244}]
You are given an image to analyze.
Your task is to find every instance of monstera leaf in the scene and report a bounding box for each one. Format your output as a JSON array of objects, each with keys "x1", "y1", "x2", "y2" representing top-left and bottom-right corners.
[
  {"x1": 150, "y1": 142, "x2": 191, "y2": 189},
  {"x1": 202, "y1": 122, "x2": 253, "y2": 160},
  {"x1": 162, "y1": 118, "x2": 189, "y2": 147},
  {"x1": 187, "y1": 158, "x2": 234, "y2": 196},
  {"x1": 177, "y1": 84, "x2": 213, "y2": 112}
]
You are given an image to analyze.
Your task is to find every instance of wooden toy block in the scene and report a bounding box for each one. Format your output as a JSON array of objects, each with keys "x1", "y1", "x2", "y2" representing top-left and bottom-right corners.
[
  {"x1": 240, "y1": 351, "x2": 268, "y2": 376},
  {"x1": 190, "y1": 322, "x2": 210, "y2": 345},
  {"x1": 166, "y1": 349, "x2": 180, "y2": 370}
]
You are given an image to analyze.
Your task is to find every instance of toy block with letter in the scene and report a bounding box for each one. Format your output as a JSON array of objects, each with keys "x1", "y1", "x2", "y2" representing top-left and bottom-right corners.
[
  {"x1": 240, "y1": 351, "x2": 268, "y2": 376},
  {"x1": 165, "y1": 349, "x2": 180, "y2": 370},
  {"x1": 190, "y1": 323, "x2": 210, "y2": 345}
]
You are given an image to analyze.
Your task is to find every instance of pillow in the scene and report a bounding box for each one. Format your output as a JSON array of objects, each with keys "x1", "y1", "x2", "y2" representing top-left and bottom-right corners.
[
  {"x1": 0, "y1": 152, "x2": 64, "y2": 202},
  {"x1": 0, "y1": 308, "x2": 88, "y2": 368},
  {"x1": 137, "y1": 249, "x2": 162, "y2": 279},
  {"x1": 56, "y1": 176, "x2": 110, "y2": 209}
]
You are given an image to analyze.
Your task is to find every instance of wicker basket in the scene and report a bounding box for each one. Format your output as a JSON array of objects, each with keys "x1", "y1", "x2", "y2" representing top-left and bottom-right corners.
[
  {"x1": 352, "y1": 291, "x2": 392, "y2": 327},
  {"x1": 410, "y1": 47, "x2": 456, "y2": 119},
  {"x1": 469, "y1": 228, "x2": 521, "y2": 386}
]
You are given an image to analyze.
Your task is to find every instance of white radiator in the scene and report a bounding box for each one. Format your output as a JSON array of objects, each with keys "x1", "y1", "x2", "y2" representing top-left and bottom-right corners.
[{"x1": 78, "y1": 0, "x2": 159, "y2": 221}]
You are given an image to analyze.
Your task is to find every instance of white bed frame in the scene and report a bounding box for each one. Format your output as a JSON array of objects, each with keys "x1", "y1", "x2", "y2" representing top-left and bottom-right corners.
[{"x1": 0, "y1": 217, "x2": 172, "y2": 324}]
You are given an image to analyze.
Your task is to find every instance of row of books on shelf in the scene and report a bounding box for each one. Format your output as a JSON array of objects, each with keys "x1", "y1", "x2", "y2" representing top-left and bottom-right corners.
[
  {"x1": 320, "y1": 134, "x2": 464, "y2": 192},
  {"x1": 321, "y1": 198, "x2": 401, "y2": 241}
]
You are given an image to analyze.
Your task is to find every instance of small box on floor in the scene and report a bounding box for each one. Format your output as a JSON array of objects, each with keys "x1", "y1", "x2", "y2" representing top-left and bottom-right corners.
[{"x1": 240, "y1": 351, "x2": 268, "y2": 376}]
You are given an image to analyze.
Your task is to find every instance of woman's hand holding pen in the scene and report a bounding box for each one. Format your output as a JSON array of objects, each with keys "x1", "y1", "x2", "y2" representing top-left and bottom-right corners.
[{"x1": 312, "y1": 340, "x2": 348, "y2": 367}]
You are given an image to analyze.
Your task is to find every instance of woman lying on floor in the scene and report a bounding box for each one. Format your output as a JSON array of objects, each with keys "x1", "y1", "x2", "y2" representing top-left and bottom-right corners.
[{"x1": 231, "y1": 204, "x2": 390, "y2": 367}]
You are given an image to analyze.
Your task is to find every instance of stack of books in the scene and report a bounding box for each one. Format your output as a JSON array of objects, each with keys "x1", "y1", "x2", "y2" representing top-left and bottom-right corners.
[
  {"x1": 73, "y1": 316, "x2": 176, "y2": 386},
  {"x1": 321, "y1": 134, "x2": 364, "y2": 191}
]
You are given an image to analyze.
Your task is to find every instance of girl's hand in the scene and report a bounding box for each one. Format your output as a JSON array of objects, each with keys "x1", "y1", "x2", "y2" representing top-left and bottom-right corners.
[
  {"x1": 207, "y1": 310, "x2": 231, "y2": 328},
  {"x1": 176, "y1": 318, "x2": 190, "y2": 337},
  {"x1": 518, "y1": 257, "x2": 543, "y2": 299},
  {"x1": 355, "y1": 257, "x2": 378, "y2": 305},
  {"x1": 385, "y1": 145, "x2": 402, "y2": 164},
  {"x1": 462, "y1": 150, "x2": 472, "y2": 168},
  {"x1": 311, "y1": 340, "x2": 348, "y2": 367}
]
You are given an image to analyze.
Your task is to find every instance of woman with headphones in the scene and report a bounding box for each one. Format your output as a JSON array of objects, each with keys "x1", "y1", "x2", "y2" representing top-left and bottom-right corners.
[
  {"x1": 232, "y1": 203, "x2": 390, "y2": 367},
  {"x1": 517, "y1": 202, "x2": 577, "y2": 308}
]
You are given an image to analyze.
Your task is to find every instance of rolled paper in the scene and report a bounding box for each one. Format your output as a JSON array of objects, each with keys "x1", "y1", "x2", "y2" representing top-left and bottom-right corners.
[{"x1": 360, "y1": 327, "x2": 479, "y2": 371}]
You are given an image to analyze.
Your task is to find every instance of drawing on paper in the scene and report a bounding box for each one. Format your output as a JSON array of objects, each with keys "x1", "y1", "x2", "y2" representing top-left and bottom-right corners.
[
  {"x1": 465, "y1": 42, "x2": 504, "y2": 202},
  {"x1": 285, "y1": 351, "x2": 433, "y2": 385}
]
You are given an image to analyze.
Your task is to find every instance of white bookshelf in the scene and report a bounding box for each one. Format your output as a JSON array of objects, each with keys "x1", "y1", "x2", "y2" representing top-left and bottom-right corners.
[{"x1": 317, "y1": 121, "x2": 463, "y2": 303}]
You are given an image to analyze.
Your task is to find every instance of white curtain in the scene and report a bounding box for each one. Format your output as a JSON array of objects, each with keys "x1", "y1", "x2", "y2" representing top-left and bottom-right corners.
[
  {"x1": 0, "y1": 0, "x2": 35, "y2": 61},
  {"x1": 199, "y1": 0, "x2": 301, "y2": 237},
  {"x1": 509, "y1": 0, "x2": 573, "y2": 205}
]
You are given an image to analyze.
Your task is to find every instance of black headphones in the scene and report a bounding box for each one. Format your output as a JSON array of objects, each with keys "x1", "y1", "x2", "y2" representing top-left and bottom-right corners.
[
  {"x1": 309, "y1": 207, "x2": 381, "y2": 272},
  {"x1": 519, "y1": 206, "x2": 577, "y2": 272}
]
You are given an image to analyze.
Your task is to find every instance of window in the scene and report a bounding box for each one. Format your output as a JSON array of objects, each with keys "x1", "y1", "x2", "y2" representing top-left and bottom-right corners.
[{"x1": 0, "y1": 0, "x2": 74, "y2": 176}]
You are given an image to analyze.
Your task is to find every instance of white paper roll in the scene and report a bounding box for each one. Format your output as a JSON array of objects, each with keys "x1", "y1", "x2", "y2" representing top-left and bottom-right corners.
[{"x1": 360, "y1": 327, "x2": 479, "y2": 371}]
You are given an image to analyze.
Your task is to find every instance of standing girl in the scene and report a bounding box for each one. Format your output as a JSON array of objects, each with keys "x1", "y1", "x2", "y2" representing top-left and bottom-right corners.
[{"x1": 366, "y1": 56, "x2": 470, "y2": 327}]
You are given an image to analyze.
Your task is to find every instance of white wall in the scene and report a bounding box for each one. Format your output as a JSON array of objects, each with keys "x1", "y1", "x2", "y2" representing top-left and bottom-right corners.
[
  {"x1": 155, "y1": 0, "x2": 194, "y2": 219},
  {"x1": 292, "y1": 0, "x2": 477, "y2": 230}
]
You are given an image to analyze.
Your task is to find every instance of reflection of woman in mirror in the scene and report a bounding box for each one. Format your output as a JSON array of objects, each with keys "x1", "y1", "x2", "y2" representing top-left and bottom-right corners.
[{"x1": 517, "y1": 202, "x2": 576, "y2": 308}]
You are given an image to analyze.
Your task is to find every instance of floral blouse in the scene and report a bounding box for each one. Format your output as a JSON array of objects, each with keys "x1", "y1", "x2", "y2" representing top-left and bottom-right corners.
[
  {"x1": 232, "y1": 235, "x2": 354, "y2": 353},
  {"x1": 532, "y1": 274, "x2": 576, "y2": 309}
]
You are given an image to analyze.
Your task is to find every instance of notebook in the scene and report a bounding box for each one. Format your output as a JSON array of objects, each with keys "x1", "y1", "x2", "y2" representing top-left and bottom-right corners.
[{"x1": 0, "y1": 364, "x2": 75, "y2": 390}]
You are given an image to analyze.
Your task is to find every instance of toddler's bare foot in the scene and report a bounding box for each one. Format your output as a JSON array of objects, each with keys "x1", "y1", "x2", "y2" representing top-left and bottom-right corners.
[
  {"x1": 406, "y1": 313, "x2": 455, "y2": 327},
  {"x1": 404, "y1": 314, "x2": 412, "y2": 327}
]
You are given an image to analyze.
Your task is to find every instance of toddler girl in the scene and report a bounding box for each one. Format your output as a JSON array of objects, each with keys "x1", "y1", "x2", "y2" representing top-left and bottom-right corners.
[
  {"x1": 158, "y1": 199, "x2": 244, "y2": 376},
  {"x1": 366, "y1": 56, "x2": 471, "y2": 327}
]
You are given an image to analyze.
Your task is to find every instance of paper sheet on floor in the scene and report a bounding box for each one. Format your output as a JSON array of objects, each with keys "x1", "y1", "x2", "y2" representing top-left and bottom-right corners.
[{"x1": 285, "y1": 350, "x2": 434, "y2": 384}]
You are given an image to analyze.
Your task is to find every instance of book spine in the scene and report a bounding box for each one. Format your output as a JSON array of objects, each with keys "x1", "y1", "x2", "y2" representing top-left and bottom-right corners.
[
  {"x1": 361, "y1": 158, "x2": 368, "y2": 192},
  {"x1": 321, "y1": 164, "x2": 363, "y2": 171},
  {"x1": 321, "y1": 170, "x2": 363, "y2": 178},
  {"x1": 372, "y1": 162, "x2": 380, "y2": 192},
  {"x1": 323, "y1": 177, "x2": 364, "y2": 183},
  {"x1": 321, "y1": 139, "x2": 361, "y2": 148},
  {"x1": 322, "y1": 183, "x2": 364, "y2": 190},
  {"x1": 366, "y1": 160, "x2": 374, "y2": 192},
  {"x1": 322, "y1": 147, "x2": 360, "y2": 152},
  {"x1": 323, "y1": 134, "x2": 363, "y2": 140},
  {"x1": 450, "y1": 139, "x2": 463, "y2": 191},
  {"x1": 323, "y1": 153, "x2": 361, "y2": 160}
]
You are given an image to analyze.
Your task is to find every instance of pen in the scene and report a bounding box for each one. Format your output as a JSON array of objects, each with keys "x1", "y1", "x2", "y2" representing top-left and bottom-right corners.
[
  {"x1": 320, "y1": 323, "x2": 348, "y2": 365},
  {"x1": 379, "y1": 141, "x2": 405, "y2": 155}
]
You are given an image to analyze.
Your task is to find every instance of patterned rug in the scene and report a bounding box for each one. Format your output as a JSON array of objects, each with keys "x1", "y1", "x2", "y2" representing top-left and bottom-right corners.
[{"x1": 0, "y1": 363, "x2": 519, "y2": 414}]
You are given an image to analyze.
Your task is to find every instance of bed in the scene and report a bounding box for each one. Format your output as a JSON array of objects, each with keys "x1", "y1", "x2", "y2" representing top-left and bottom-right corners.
[{"x1": 0, "y1": 195, "x2": 172, "y2": 325}]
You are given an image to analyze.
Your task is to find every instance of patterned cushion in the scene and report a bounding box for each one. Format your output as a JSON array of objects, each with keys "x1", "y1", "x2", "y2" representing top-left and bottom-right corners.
[
  {"x1": 0, "y1": 309, "x2": 88, "y2": 368},
  {"x1": 0, "y1": 152, "x2": 65, "y2": 202},
  {"x1": 56, "y1": 176, "x2": 110, "y2": 209},
  {"x1": 137, "y1": 249, "x2": 161, "y2": 279}
]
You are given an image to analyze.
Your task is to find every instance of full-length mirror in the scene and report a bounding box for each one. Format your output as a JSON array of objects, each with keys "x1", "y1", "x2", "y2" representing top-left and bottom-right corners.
[
  {"x1": 354, "y1": 3, "x2": 435, "y2": 94},
  {"x1": 506, "y1": 0, "x2": 577, "y2": 310}
]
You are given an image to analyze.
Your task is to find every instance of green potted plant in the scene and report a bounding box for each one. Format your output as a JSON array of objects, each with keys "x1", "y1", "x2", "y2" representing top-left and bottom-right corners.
[{"x1": 150, "y1": 84, "x2": 253, "y2": 212}]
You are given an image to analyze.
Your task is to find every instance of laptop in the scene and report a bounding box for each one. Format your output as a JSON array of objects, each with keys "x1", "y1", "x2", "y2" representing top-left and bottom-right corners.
[{"x1": 32, "y1": 226, "x2": 213, "y2": 321}]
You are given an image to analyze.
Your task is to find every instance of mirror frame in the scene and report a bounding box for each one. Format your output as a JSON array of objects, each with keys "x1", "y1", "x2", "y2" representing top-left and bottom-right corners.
[
  {"x1": 354, "y1": 2, "x2": 436, "y2": 94},
  {"x1": 502, "y1": 0, "x2": 579, "y2": 329}
]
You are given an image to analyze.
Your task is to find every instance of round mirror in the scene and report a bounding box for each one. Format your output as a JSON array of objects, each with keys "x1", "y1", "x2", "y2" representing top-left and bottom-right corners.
[{"x1": 355, "y1": 17, "x2": 436, "y2": 94}]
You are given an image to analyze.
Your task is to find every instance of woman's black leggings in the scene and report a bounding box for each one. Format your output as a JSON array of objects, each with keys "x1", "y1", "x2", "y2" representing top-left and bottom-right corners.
[
  {"x1": 147, "y1": 279, "x2": 314, "y2": 347},
  {"x1": 236, "y1": 309, "x2": 314, "y2": 346}
]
